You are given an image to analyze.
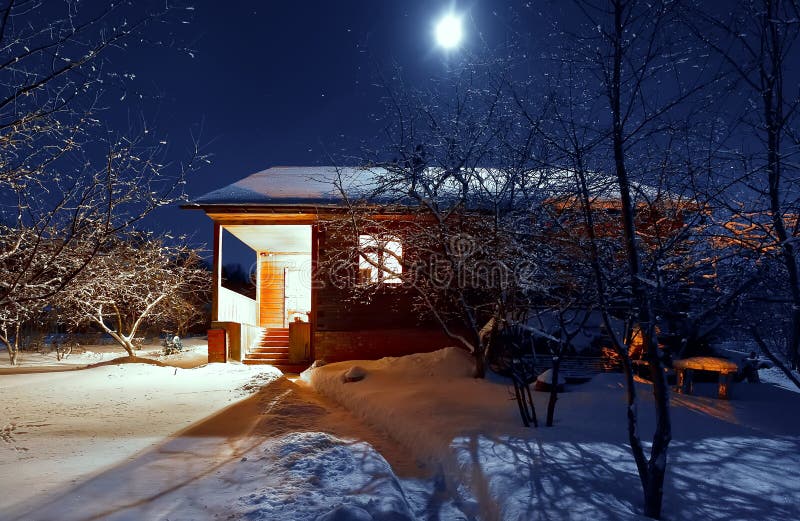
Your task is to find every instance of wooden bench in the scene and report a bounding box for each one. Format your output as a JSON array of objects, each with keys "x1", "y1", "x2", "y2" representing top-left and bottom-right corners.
[{"x1": 673, "y1": 356, "x2": 738, "y2": 399}]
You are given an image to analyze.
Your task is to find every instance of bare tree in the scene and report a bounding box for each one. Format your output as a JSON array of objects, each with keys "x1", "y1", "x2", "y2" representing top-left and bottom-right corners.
[
  {"x1": 320, "y1": 59, "x2": 569, "y2": 379},
  {"x1": 686, "y1": 0, "x2": 800, "y2": 373},
  {"x1": 532, "y1": 0, "x2": 721, "y2": 516},
  {"x1": 0, "y1": 1, "x2": 202, "y2": 364},
  {"x1": 58, "y1": 233, "x2": 208, "y2": 357}
]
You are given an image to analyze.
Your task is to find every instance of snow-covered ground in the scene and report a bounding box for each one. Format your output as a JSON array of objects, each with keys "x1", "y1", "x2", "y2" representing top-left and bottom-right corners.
[
  {"x1": 0, "y1": 358, "x2": 282, "y2": 516},
  {"x1": 304, "y1": 347, "x2": 800, "y2": 521},
  {"x1": 0, "y1": 337, "x2": 210, "y2": 372},
  {"x1": 3, "y1": 344, "x2": 799, "y2": 520},
  {"x1": 718, "y1": 340, "x2": 800, "y2": 394},
  {"x1": 2, "y1": 365, "x2": 434, "y2": 521}
]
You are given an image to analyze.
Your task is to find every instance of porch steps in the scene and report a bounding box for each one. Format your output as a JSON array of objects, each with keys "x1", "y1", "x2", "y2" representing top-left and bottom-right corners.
[
  {"x1": 242, "y1": 360, "x2": 309, "y2": 373},
  {"x1": 243, "y1": 327, "x2": 309, "y2": 373}
]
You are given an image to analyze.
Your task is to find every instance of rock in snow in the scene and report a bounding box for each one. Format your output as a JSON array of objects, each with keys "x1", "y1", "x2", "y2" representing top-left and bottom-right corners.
[
  {"x1": 342, "y1": 365, "x2": 367, "y2": 383},
  {"x1": 536, "y1": 368, "x2": 566, "y2": 385}
]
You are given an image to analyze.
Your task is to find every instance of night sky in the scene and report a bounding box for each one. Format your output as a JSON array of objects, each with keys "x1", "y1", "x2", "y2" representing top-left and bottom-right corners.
[
  {"x1": 103, "y1": 1, "x2": 568, "y2": 255},
  {"x1": 104, "y1": 0, "x2": 733, "y2": 260}
]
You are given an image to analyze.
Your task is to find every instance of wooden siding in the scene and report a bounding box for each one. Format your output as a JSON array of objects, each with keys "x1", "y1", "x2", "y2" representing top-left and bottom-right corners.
[
  {"x1": 259, "y1": 253, "x2": 312, "y2": 328},
  {"x1": 313, "y1": 225, "x2": 437, "y2": 332}
]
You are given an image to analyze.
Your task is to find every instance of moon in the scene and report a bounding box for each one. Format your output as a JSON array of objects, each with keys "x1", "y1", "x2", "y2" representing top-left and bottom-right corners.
[{"x1": 435, "y1": 14, "x2": 463, "y2": 49}]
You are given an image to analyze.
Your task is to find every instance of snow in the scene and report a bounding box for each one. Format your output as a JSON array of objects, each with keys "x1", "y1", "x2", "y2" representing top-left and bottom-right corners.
[
  {"x1": 305, "y1": 347, "x2": 800, "y2": 520},
  {"x1": 0, "y1": 356, "x2": 282, "y2": 516},
  {"x1": 0, "y1": 337, "x2": 210, "y2": 372},
  {"x1": 718, "y1": 341, "x2": 800, "y2": 394},
  {"x1": 673, "y1": 356, "x2": 738, "y2": 372},
  {"x1": 758, "y1": 366, "x2": 800, "y2": 393},
  {"x1": 3, "y1": 343, "x2": 799, "y2": 520},
  {"x1": 342, "y1": 365, "x2": 367, "y2": 382},
  {"x1": 2, "y1": 367, "x2": 430, "y2": 521},
  {"x1": 536, "y1": 367, "x2": 566, "y2": 384},
  {"x1": 188, "y1": 166, "x2": 367, "y2": 206},
  {"x1": 188, "y1": 166, "x2": 669, "y2": 208}
]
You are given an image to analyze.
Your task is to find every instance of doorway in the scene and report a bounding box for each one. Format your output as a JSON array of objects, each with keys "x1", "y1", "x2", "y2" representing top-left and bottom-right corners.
[{"x1": 255, "y1": 225, "x2": 312, "y2": 329}]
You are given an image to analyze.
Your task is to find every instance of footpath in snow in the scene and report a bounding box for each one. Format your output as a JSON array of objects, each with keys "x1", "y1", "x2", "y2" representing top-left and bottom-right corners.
[
  {"x1": 0, "y1": 360, "x2": 281, "y2": 515},
  {"x1": 304, "y1": 347, "x2": 800, "y2": 521},
  {"x1": 2, "y1": 363, "x2": 447, "y2": 521}
]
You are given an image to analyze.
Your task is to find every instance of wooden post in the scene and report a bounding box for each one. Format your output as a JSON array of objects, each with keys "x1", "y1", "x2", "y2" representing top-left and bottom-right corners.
[
  {"x1": 211, "y1": 222, "x2": 222, "y2": 322},
  {"x1": 718, "y1": 372, "x2": 731, "y2": 400},
  {"x1": 675, "y1": 368, "x2": 686, "y2": 394},
  {"x1": 309, "y1": 223, "x2": 319, "y2": 361}
]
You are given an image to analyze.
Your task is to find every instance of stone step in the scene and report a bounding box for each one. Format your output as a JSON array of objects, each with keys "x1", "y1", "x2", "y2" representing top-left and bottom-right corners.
[
  {"x1": 250, "y1": 347, "x2": 290, "y2": 355},
  {"x1": 246, "y1": 352, "x2": 290, "y2": 361},
  {"x1": 260, "y1": 338, "x2": 290, "y2": 345}
]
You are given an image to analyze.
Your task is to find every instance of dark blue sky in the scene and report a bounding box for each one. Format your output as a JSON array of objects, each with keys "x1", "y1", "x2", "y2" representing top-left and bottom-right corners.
[
  {"x1": 105, "y1": 0, "x2": 739, "y2": 257},
  {"x1": 110, "y1": 1, "x2": 550, "y2": 250}
]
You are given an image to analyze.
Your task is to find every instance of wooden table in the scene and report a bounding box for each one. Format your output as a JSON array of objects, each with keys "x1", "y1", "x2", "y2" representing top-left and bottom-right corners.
[{"x1": 673, "y1": 357, "x2": 739, "y2": 399}]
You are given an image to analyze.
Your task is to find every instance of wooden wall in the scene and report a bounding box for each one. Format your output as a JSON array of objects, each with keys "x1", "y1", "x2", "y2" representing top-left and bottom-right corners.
[{"x1": 313, "y1": 225, "x2": 437, "y2": 332}]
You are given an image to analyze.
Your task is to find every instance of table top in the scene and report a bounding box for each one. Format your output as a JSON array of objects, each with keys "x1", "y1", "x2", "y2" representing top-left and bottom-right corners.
[{"x1": 673, "y1": 356, "x2": 738, "y2": 373}]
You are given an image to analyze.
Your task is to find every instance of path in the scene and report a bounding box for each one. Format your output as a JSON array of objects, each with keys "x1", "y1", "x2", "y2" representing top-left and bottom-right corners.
[{"x1": 5, "y1": 376, "x2": 435, "y2": 521}]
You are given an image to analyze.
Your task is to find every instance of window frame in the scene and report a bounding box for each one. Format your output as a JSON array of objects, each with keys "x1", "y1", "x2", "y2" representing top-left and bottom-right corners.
[{"x1": 358, "y1": 234, "x2": 403, "y2": 285}]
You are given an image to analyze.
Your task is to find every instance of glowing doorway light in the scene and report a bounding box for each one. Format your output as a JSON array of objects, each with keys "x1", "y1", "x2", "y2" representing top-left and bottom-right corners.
[{"x1": 435, "y1": 13, "x2": 463, "y2": 49}]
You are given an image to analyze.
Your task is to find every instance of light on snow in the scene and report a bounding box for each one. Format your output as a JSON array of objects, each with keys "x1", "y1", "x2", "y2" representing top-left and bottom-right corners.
[{"x1": 435, "y1": 14, "x2": 463, "y2": 49}]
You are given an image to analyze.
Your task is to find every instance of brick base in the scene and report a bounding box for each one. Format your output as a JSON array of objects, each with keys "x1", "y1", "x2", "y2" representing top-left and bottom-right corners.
[{"x1": 313, "y1": 328, "x2": 455, "y2": 362}]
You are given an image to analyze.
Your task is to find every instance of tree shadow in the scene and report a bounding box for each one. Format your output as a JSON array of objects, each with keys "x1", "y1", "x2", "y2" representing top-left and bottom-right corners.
[{"x1": 439, "y1": 377, "x2": 800, "y2": 521}]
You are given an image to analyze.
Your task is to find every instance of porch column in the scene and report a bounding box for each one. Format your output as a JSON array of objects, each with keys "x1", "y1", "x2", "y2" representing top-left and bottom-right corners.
[{"x1": 211, "y1": 222, "x2": 222, "y2": 322}]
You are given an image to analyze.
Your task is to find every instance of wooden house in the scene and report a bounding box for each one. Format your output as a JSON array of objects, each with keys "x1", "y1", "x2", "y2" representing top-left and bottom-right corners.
[
  {"x1": 183, "y1": 166, "x2": 453, "y2": 371},
  {"x1": 184, "y1": 166, "x2": 696, "y2": 371}
]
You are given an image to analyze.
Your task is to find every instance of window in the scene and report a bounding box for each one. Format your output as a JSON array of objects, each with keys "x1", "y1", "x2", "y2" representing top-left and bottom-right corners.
[{"x1": 358, "y1": 235, "x2": 402, "y2": 284}]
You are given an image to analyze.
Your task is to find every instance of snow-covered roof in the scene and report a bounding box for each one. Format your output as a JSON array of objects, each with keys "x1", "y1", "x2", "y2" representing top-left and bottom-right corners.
[
  {"x1": 186, "y1": 165, "x2": 683, "y2": 209},
  {"x1": 187, "y1": 166, "x2": 375, "y2": 207}
]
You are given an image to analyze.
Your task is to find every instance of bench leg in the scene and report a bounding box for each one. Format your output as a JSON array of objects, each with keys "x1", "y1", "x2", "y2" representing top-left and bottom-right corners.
[
  {"x1": 718, "y1": 372, "x2": 731, "y2": 399},
  {"x1": 676, "y1": 369, "x2": 694, "y2": 395}
]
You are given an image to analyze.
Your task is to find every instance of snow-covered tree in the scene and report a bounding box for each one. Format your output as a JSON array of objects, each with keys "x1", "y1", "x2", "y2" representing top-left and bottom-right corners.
[
  {"x1": 158, "y1": 264, "x2": 213, "y2": 337},
  {"x1": 322, "y1": 60, "x2": 567, "y2": 378},
  {"x1": 0, "y1": 1, "x2": 202, "y2": 362},
  {"x1": 58, "y1": 234, "x2": 208, "y2": 357}
]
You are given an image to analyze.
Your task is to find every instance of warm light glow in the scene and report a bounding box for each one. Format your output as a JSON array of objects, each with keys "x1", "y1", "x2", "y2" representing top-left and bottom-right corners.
[{"x1": 435, "y1": 14, "x2": 463, "y2": 49}]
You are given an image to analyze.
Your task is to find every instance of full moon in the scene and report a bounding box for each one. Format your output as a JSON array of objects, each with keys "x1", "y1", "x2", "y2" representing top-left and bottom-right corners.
[{"x1": 435, "y1": 14, "x2": 463, "y2": 49}]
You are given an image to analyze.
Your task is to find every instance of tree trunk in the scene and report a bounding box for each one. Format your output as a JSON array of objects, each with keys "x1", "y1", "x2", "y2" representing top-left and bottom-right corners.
[
  {"x1": 761, "y1": 0, "x2": 800, "y2": 369},
  {"x1": 2, "y1": 324, "x2": 21, "y2": 366},
  {"x1": 474, "y1": 345, "x2": 487, "y2": 378},
  {"x1": 546, "y1": 355, "x2": 561, "y2": 427},
  {"x1": 609, "y1": 3, "x2": 671, "y2": 517},
  {"x1": 121, "y1": 340, "x2": 135, "y2": 357},
  {"x1": 643, "y1": 468, "x2": 666, "y2": 519}
]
